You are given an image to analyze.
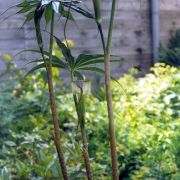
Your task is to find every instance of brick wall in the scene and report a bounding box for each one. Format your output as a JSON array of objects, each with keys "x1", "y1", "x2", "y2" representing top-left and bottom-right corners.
[{"x1": 0, "y1": 0, "x2": 180, "y2": 80}]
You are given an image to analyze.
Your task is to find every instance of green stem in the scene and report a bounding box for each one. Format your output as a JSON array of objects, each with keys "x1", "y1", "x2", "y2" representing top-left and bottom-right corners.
[
  {"x1": 98, "y1": 24, "x2": 106, "y2": 53},
  {"x1": 71, "y1": 74, "x2": 93, "y2": 180},
  {"x1": 99, "y1": 0, "x2": 119, "y2": 179},
  {"x1": 47, "y1": 11, "x2": 69, "y2": 180},
  {"x1": 106, "y1": 0, "x2": 117, "y2": 53},
  {"x1": 49, "y1": 11, "x2": 54, "y2": 66},
  {"x1": 75, "y1": 94, "x2": 93, "y2": 180}
]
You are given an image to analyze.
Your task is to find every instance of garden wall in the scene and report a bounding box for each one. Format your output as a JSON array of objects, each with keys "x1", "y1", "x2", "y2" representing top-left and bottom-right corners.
[{"x1": 0, "y1": 0, "x2": 180, "y2": 80}]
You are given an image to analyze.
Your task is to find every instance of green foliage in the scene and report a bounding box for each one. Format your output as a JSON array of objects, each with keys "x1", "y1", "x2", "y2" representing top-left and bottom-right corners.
[
  {"x1": 0, "y1": 63, "x2": 179, "y2": 179},
  {"x1": 159, "y1": 29, "x2": 180, "y2": 67},
  {"x1": 15, "y1": 0, "x2": 93, "y2": 27}
]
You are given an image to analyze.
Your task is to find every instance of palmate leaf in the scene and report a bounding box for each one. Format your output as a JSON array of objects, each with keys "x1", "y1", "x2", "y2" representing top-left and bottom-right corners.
[
  {"x1": 75, "y1": 54, "x2": 103, "y2": 67},
  {"x1": 51, "y1": 57, "x2": 68, "y2": 69},
  {"x1": 78, "y1": 66, "x2": 104, "y2": 74},
  {"x1": 16, "y1": 0, "x2": 38, "y2": 7},
  {"x1": 74, "y1": 71, "x2": 85, "y2": 80},
  {"x1": 16, "y1": 0, "x2": 38, "y2": 14},
  {"x1": 17, "y1": 6, "x2": 33, "y2": 14},
  {"x1": 41, "y1": 0, "x2": 93, "y2": 19},
  {"x1": 26, "y1": 59, "x2": 68, "y2": 76},
  {"x1": 28, "y1": 55, "x2": 68, "y2": 69},
  {"x1": 15, "y1": 1, "x2": 38, "y2": 28},
  {"x1": 14, "y1": 49, "x2": 68, "y2": 69},
  {"x1": 74, "y1": 54, "x2": 124, "y2": 70},
  {"x1": 16, "y1": 1, "x2": 31, "y2": 8}
]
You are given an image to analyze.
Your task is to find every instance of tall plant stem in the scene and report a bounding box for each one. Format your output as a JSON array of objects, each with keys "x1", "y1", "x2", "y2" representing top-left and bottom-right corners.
[
  {"x1": 99, "y1": 0, "x2": 119, "y2": 179},
  {"x1": 71, "y1": 75, "x2": 93, "y2": 180},
  {"x1": 47, "y1": 12, "x2": 68, "y2": 180}
]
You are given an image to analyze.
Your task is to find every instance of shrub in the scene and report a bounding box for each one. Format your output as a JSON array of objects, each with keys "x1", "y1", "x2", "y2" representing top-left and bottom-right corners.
[
  {"x1": 0, "y1": 63, "x2": 179, "y2": 179},
  {"x1": 159, "y1": 29, "x2": 180, "y2": 67}
]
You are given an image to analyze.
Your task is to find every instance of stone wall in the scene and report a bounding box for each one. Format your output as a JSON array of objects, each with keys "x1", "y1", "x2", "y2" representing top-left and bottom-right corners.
[{"x1": 0, "y1": 0, "x2": 180, "y2": 80}]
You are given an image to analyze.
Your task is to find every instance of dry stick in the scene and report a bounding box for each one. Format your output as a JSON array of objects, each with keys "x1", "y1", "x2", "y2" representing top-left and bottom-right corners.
[
  {"x1": 46, "y1": 11, "x2": 69, "y2": 180},
  {"x1": 71, "y1": 76, "x2": 93, "y2": 180},
  {"x1": 97, "y1": 0, "x2": 119, "y2": 179}
]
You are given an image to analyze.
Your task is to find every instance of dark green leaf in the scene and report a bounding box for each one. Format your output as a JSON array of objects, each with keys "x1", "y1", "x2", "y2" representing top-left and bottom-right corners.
[
  {"x1": 78, "y1": 66, "x2": 104, "y2": 73},
  {"x1": 16, "y1": 1, "x2": 30, "y2": 8},
  {"x1": 26, "y1": 11, "x2": 35, "y2": 21},
  {"x1": 52, "y1": 57, "x2": 68, "y2": 69},
  {"x1": 25, "y1": 63, "x2": 46, "y2": 76},
  {"x1": 26, "y1": 57, "x2": 67, "y2": 70},
  {"x1": 34, "y1": 3, "x2": 45, "y2": 55},
  {"x1": 44, "y1": 3, "x2": 53, "y2": 24},
  {"x1": 75, "y1": 54, "x2": 103, "y2": 67},
  {"x1": 55, "y1": 37, "x2": 75, "y2": 67},
  {"x1": 75, "y1": 54, "x2": 124, "y2": 69},
  {"x1": 62, "y1": 3, "x2": 94, "y2": 19},
  {"x1": 74, "y1": 71, "x2": 84, "y2": 80},
  {"x1": 14, "y1": 49, "x2": 49, "y2": 58},
  {"x1": 25, "y1": 59, "x2": 44, "y2": 66},
  {"x1": 17, "y1": 6, "x2": 33, "y2": 14},
  {"x1": 59, "y1": 5, "x2": 74, "y2": 21},
  {"x1": 41, "y1": 70, "x2": 48, "y2": 83},
  {"x1": 19, "y1": 11, "x2": 35, "y2": 28}
]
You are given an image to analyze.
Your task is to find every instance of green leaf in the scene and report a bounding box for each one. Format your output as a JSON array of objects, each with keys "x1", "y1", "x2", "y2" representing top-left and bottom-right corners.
[
  {"x1": 17, "y1": 6, "x2": 33, "y2": 14},
  {"x1": 51, "y1": 62, "x2": 68, "y2": 70},
  {"x1": 44, "y1": 3, "x2": 53, "y2": 24},
  {"x1": 26, "y1": 11, "x2": 35, "y2": 21},
  {"x1": 75, "y1": 54, "x2": 103, "y2": 67},
  {"x1": 55, "y1": 37, "x2": 75, "y2": 67},
  {"x1": 25, "y1": 63, "x2": 46, "y2": 76},
  {"x1": 16, "y1": 1, "x2": 30, "y2": 8},
  {"x1": 25, "y1": 59, "x2": 44, "y2": 66},
  {"x1": 75, "y1": 54, "x2": 124, "y2": 69},
  {"x1": 74, "y1": 71, "x2": 85, "y2": 80},
  {"x1": 34, "y1": 2, "x2": 45, "y2": 54},
  {"x1": 78, "y1": 66, "x2": 104, "y2": 74},
  {"x1": 25, "y1": 56, "x2": 67, "y2": 70},
  {"x1": 52, "y1": 57, "x2": 68, "y2": 69},
  {"x1": 53, "y1": 49, "x2": 63, "y2": 58},
  {"x1": 14, "y1": 49, "x2": 49, "y2": 58},
  {"x1": 62, "y1": 3, "x2": 94, "y2": 19},
  {"x1": 41, "y1": 70, "x2": 48, "y2": 83},
  {"x1": 59, "y1": 5, "x2": 74, "y2": 21},
  {"x1": 20, "y1": 11, "x2": 35, "y2": 28},
  {"x1": 14, "y1": 49, "x2": 67, "y2": 69},
  {"x1": 78, "y1": 66, "x2": 126, "y2": 92}
]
